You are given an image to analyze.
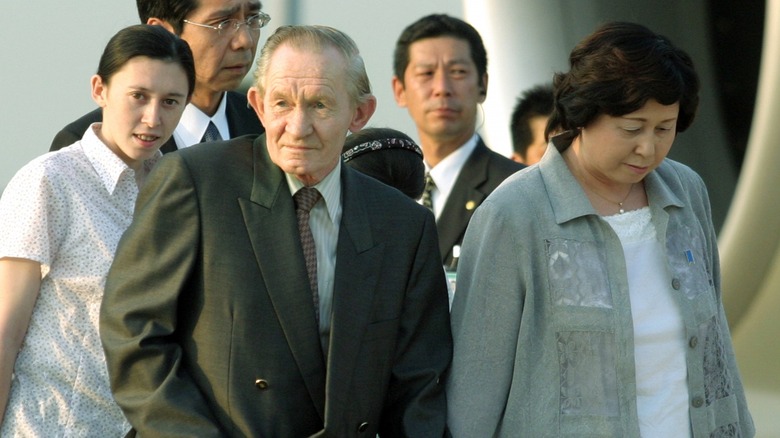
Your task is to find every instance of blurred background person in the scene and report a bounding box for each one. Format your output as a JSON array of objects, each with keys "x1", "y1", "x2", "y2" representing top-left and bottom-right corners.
[
  {"x1": 447, "y1": 22, "x2": 754, "y2": 437},
  {"x1": 50, "y1": 0, "x2": 268, "y2": 153},
  {"x1": 342, "y1": 127, "x2": 425, "y2": 200},
  {"x1": 0, "y1": 24, "x2": 194, "y2": 435},
  {"x1": 509, "y1": 83, "x2": 554, "y2": 165},
  {"x1": 392, "y1": 14, "x2": 523, "y2": 272}
]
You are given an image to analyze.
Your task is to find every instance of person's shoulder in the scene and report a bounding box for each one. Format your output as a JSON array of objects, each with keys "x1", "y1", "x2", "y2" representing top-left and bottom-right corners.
[
  {"x1": 656, "y1": 158, "x2": 706, "y2": 188},
  {"x1": 50, "y1": 108, "x2": 103, "y2": 151},
  {"x1": 477, "y1": 141, "x2": 525, "y2": 174},
  {"x1": 177, "y1": 134, "x2": 259, "y2": 161},
  {"x1": 9, "y1": 146, "x2": 87, "y2": 188}
]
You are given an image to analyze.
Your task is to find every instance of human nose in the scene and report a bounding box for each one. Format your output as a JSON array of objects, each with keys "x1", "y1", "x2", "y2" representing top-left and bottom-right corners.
[
  {"x1": 230, "y1": 21, "x2": 256, "y2": 49},
  {"x1": 431, "y1": 69, "x2": 453, "y2": 97},
  {"x1": 634, "y1": 133, "x2": 656, "y2": 157},
  {"x1": 286, "y1": 108, "x2": 313, "y2": 138},
  {"x1": 142, "y1": 103, "x2": 161, "y2": 127}
]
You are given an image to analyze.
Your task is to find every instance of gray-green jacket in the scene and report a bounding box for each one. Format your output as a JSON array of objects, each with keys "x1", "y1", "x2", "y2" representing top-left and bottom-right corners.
[{"x1": 447, "y1": 144, "x2": 754, "y2": 437}]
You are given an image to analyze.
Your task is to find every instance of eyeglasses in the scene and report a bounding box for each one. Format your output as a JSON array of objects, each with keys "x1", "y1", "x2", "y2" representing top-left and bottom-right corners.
[{"x1": 183, "y1": 12, "x2": 271, "y2": 37}]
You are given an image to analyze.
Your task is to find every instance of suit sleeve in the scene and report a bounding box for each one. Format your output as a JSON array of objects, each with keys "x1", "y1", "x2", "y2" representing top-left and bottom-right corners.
[
  {"x1": 446, "y1": 198, "x2": 525, "y2": 437},
  {"x1": 100, "y1": 153, "x2": 224, "y2": 437},
  {"x1": 378, "y1": 211, "x2": 453, "y2": 438}
]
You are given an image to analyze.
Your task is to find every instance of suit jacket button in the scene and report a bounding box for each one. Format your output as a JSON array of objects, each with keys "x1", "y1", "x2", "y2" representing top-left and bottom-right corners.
[
  {"x1": 671, "y1": 278, "x2": 681, "y2": 290},
  {"x1": 465, "y1": 200, "x2": 476, "y2": 211},
  {"x1": 255, "y1": 379, "x2": 269, "y2": 390},
  {"x1": 691, "y1": 396, "x2": 703, "y2": 408},
  {"x1": 357, "y1": 422, "x2": 369, "y2": 433}
]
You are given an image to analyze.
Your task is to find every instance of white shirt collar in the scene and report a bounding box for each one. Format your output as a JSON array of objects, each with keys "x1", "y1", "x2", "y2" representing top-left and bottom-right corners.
[
  {"x1": 424, "y1": 133, "x2": 479, "y2": 217},
  {"x1": 173, "y1": 92, "x2": 230, "y2": 148},
  {"x1": 285, "y1": 161, "x2": 342, "y2": 226},
  {"x1": 81, "y1": 123, "x2": 162, "y2": 194}
]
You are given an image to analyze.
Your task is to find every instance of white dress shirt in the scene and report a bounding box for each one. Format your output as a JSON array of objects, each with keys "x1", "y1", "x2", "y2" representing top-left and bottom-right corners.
[
  {"x1": 173, "y1": 91, "x2": 230, "y2": 148},
  {"x1": 286, "y1": 162, "x2": 342, "y2": 352},
  {"x1": 423, "y1": 133, "x2": 479, "y2": 219}
]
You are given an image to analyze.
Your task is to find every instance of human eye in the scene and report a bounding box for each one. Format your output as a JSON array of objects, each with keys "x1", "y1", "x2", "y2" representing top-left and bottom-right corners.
[
  {"x1": 130, "y1": 91, "x2": 146, "y2": 101},
  {"x1": 162, "y1": 98, "x2": 180, "y2": 107},
  {"x1": 216, "y1": 18, "x2": 238, "y2": 32}
]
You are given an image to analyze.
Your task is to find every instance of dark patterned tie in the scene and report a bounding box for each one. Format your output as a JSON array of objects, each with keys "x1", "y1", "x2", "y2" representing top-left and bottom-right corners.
[
  {"x1": 421, "y1": 172, "x2": 436, "y2": 210},
  {"x1": 294, "y1": 187, "x2": 322, "y2": 324},
  {"x1": 201, "y1": 121, "x2": 222, "y2": 143}
]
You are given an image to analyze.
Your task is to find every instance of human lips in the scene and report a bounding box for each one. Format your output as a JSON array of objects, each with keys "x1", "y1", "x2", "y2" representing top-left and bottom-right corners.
[
  {"x1": 134, "y1": 133, "x2": 161, "y2": 148},
  {"x1": 626, "y1": 163, "x2": 650, "y2": 174}
]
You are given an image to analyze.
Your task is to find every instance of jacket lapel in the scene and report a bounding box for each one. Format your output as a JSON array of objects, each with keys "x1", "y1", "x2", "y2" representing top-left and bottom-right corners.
[
  {"x1": 238, "y1": 136, "x2": 327, "y2": 420},
  {"x1": 437, "y1": 140, "x2": 491, "y2": 262},
  {"x1": 325, "y1": 167, "x2": 383, "y2": 421}
]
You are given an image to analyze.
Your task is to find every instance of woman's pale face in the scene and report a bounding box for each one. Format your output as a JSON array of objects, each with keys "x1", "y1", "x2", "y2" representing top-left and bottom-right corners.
[
  {"x1": 576, "y1": 99, "x2": 680, "y2": 185},
  {"x1": 92, "y1": 56, "x2": 190, "y2": 171}
]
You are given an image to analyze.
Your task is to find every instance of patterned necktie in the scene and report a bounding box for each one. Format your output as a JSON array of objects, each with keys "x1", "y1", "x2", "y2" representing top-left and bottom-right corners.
[
  {"x1": 294, "y1": 187, "x2": 322, "y2": 324},
  {"x1": 421, "y1": 172, "x2": 436, "y2": 211},
  {"x1": 201, "y1": 121, "x2": 223, "y2": 143}
]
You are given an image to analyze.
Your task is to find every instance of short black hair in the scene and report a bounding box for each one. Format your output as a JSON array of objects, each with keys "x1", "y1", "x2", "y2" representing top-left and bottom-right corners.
[
  {"x1": 549, "y1": 21, "x2": 699, "y2": 142},
  {"x1": 393, "y1": 14, "x2": 487, "y2": 89},
  {"x1": 136, "y1": 0, "x2": 198, "y2": 34},
  {"x1": 510, "y1": 84, "x2": 554, "y2": 157}
]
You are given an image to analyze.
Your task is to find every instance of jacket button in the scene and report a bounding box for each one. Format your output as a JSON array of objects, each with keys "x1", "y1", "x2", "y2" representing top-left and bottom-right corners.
[
  {"x1": 255, "y1": 379, "x2": 269, "y2": 390},
  {"x1": 671, "y1": 278, "x2": 681, "y2": 290},
  {"x1": 357, "y1": 422, "x2": 369, "y2": 433},
  {"x1": 691, "y1": 396, "x2": 703, "y2": 408},
  {"x1": 689, "y1": 336, "x2": 698, "y2": 348}
]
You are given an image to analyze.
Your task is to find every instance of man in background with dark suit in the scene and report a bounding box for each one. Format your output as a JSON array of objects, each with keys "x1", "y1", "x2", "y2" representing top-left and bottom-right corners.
[
  {"x1": 392, "y1": 14, "x2": 524, "y2": 270},
  {"x1": 50, "y1": 0, "x2": 267, "y2": 153},
  {"x1": 100, "y1": 24, "x2": 451, "y2": 437}
]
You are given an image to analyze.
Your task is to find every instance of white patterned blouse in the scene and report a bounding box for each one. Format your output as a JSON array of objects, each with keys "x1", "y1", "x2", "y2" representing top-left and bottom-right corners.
[{"x1": 0, "y1": 124, "x2": 160, "y2": 437}]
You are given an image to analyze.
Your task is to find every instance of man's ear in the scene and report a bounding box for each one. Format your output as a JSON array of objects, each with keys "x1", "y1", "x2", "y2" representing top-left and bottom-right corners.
[
  {"x1": 478, "y1": 73, "x2": 489, "y2": 103},
  {"x1": 147, "y1": 17, "x2": 176, "y2": 34},
  {"x1": 348, "y1": 96, "x2": 377, "y2": 133},
  {"x1": 247, "y1": 87, "x2": 265, "y2": 126},
  {"x1": 391, "y1": 76, "x2": 407, "y2": 108}
]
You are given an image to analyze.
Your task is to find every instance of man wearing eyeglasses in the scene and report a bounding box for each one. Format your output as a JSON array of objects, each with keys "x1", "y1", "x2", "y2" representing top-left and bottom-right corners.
[{"x1": 50, "y1": 0, "x2": 268, "y2": 152}]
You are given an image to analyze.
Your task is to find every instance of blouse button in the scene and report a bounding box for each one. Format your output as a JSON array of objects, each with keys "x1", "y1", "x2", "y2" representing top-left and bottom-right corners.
[{"x1": 255, "y1": 378, "x2": 269, "y2": 390}]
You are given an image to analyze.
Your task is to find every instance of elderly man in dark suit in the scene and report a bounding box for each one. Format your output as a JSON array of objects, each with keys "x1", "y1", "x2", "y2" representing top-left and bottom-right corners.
[
  {"x1": 50, "y1": 0, "x2": 267, "y2": 152},
  {"x1": 100, "y1": 24, "x2": 451, "y2": 437},
  {"x1": 392, "y1": 14, "x2": 524, "y2": 270}
]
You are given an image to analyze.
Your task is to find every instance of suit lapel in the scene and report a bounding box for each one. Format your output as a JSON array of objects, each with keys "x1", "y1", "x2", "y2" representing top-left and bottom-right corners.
[
  {"x1": 238, "y1": 136, "x2": 327, "y2": 420},
  {"x1": 325, "y1": 167, "x2": 383, "y2": 422},
  {"x1": 437, "y1": 140, "x2": 491, "y2": 262}
]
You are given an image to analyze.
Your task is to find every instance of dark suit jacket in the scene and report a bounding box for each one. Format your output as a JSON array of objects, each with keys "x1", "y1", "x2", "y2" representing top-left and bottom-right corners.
[
  {"x1": 49, "y1": 91, "x2": 264, "y2": 153},
  {"x1": 437, "y1": 138, "x2": 524, "y2": 268},
  {"x1": 100, "y1": 134, "x2": 452, "y2": 437}
]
